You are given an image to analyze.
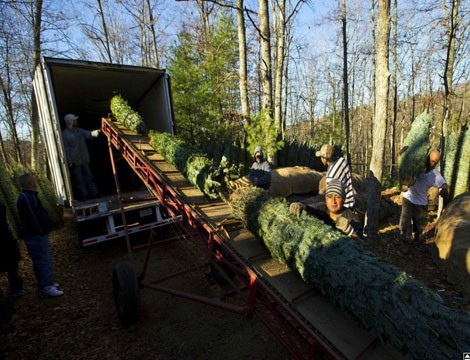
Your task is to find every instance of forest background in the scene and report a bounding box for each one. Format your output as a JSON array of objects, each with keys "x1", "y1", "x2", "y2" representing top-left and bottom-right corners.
[{"x1": 0, "y1": 0, "x2": 468, "y2": 236}]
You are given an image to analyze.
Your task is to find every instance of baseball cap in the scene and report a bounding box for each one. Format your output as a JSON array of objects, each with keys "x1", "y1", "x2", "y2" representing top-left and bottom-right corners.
[{"x1": 315, "y1": 144, "x2": 334, "y2": 159}]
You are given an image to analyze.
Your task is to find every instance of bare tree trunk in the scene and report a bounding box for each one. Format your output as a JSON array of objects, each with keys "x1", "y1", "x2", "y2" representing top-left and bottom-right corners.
[
  {"x1": 366, "y1": 0, "x2": 377, "y2": 177},
  {"x1": 341, "y1": 0, "x2": 351, "y2": 165},
  {"x1": 389, "y1": 0, "x2": 398, "y2": 180},
  {"x1": 0, "y1": 131, "x2": 7, "y2": 165},
  {"x1": 258, "y1": 0, "x2": 273, "y2": 115},
  {"x1": 0, "y1": 74, "x2": 22, "y2": 164},
  {"x1": 282, "y1": 29, "x2": 292, "y2": 138},
  {"x1": 146, "y1": 0, "x2": 160, "y2": 68},
  {"x1": 258, "y1": 0, "x2": 274, "y2": 162},
  {"x1": 370, "y1": 0, "x2": 376, "y2": 118},
  {"x1": 237, "y1": 0, "x2": 250, "y2": 123},
  {"x1": 273, "y1": 0, "x2": 285, "y2": 144},
  {"x1": 30, "y1": 0, "x2": 43, "y2": 170},
  {"x1": 97, "y1": 0, "x2": 113, "y2": 63},
  {"x1": 440, "y1": 0, "x2": 460, "y2": 162},
  {"x1": 365, "y1": 0, "x2": 390, "y2": 239},
  {"x1": 196, "y1": 0, "x2": 214, "y2": 39}
]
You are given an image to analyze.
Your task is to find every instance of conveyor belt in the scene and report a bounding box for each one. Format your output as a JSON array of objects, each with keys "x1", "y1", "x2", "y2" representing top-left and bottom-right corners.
[{"x1": 103, "y1": 119, "x2": 406, "y2": 360}]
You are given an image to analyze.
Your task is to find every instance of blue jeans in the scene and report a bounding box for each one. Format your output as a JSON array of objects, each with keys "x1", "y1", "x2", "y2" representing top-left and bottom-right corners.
[
  {"x1": 399, "y1": 197, "x2": 428, "y2": 241},
  {"x1": 23, "y1": 235, "x2": 53, "y2": 288}
]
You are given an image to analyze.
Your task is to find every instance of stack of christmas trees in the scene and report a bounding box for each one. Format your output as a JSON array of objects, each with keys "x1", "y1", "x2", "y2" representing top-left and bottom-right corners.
[{"x1": 229, "y1": 186, "x2": 470, "y2": 359}]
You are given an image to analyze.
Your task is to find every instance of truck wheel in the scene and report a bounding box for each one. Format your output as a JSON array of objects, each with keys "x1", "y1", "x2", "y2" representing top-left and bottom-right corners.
[{"x1": 112, "y1": 261, "x2": 140, "y2": 327}]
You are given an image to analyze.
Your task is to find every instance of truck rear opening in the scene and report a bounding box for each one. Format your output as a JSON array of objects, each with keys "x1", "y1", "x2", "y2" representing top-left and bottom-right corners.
[{"x1": 33, "y1": 57, "x2": 176, "y2": 246}]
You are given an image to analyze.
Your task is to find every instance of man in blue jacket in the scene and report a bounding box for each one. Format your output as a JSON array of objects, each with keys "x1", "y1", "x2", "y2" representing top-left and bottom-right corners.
[{"x1": 17, "y1": 173, "x2": 63, "y2": 297}]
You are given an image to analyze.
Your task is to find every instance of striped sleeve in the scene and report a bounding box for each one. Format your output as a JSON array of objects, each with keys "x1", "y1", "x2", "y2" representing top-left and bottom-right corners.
[{"x1": 327, "y1": 157, "x2": 355, "y2": 209}]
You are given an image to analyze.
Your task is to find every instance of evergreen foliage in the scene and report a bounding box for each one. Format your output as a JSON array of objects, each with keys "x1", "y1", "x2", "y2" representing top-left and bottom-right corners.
[
  {"x1": 167, "y1": 13, "x2": 240, "y2": 147},
  {"x1": 398, "y1": 111, "x2": 433, "y2": 187},
  {"x1": 444, "y1": 126, "x2": 470, "y2": 198},
  {"x1": 110, "y1": 94, "x2": 147, "y2": 135},
  {"x1": 244, "y1": 109, "x2": 284, "y2": 161},
  {"x1": 9, "y1": 164, "x2": 64, "y2": 230},
  {"x1": 229, "y1": 186, "x2": 470, "y2": 359},
  {"x1": 149, "y1": 131, "x2": 224, "y2": 199},
  {"x1": 0, "y1": 163, "x2": 64, "y2": 236},
  {"x1": 0, "y1": 165, "x2": 20, "y2": 236}
]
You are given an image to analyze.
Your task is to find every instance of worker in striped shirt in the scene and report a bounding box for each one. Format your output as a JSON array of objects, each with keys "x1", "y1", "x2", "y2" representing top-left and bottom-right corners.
[{"x1": 316, "y1": 144, "x2": 355, "y2": 209}]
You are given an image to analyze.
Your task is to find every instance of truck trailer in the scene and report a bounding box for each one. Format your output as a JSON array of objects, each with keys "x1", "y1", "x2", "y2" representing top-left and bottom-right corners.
[{"x1": 33, "y1": 57, "x2": 176, "y2": 246}]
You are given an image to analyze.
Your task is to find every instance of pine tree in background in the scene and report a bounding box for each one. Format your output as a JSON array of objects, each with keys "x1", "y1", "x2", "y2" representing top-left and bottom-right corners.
[
  {"x1": 167, "y1": 12, "x2": 240, "y2": 147},
  {"x1": 7, "y1": 163, "x2": 64, "y2": 230},
  {"x1": 0, "y1": 166, "x2": 20, "y2": 236},
  {"x1": 244, "y1": 109, "x2": 284, "y2": 162},
  {"x1": 0, "y1": 163, "x2": 64, "y2": 236}
]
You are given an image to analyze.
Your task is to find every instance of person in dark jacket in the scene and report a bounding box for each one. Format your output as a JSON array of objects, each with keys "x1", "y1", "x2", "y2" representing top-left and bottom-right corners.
[
  {"x1": 248, "y1": 146, "x2": 272, "y2": 190},
  {"x1": 0, "y1": 202, "x2": 26, "y2": 297},
  {"x1": 17, "y1": 173, "x2": 63, "y2": 297}
]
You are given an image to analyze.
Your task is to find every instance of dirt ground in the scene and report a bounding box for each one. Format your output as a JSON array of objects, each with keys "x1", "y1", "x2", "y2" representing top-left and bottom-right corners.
[
  {"x1": 0, "y1": 191, "x2": 468, "y2": 360},
  {"x1": 0, "y1": 210, "x2": 289, "y2": 360}
]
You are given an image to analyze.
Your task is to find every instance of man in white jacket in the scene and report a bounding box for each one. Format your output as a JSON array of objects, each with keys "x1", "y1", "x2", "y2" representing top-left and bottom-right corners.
[{"x1": 62, "y1": 114, "x2": 101, "y2": 201}]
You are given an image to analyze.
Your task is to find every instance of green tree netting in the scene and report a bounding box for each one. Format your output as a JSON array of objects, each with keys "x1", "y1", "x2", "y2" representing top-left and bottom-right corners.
[
  {"x1": 444, "y1": 126, "x2": 470, "y2": 198},
  {"x1": 398, "y1": 112, "x2": 433, "y2": 187},
  {"x1": 229, "y1": 186, "x2": 470, "y2": 359},
  {"x1": 110, "y1": 94, "x2": 147, "y2": 135},
  {"x1": 149, "y1": 131, "x2": 223, "y2": 199}
]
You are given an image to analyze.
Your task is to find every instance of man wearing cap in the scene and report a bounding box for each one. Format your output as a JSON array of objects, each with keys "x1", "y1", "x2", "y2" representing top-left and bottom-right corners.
[
  {"x1": 289, "y1": 179, "x2": 363, "y2": 240},
  {"x1": 316, "y1": 144, "x2": 355, "y2": 209},
  {"x1": 248, "y1": 146, "x2": 272, "y2": 190},
  {"x1": 62, "y1": 114, "x2": 101, "y2": 201}
]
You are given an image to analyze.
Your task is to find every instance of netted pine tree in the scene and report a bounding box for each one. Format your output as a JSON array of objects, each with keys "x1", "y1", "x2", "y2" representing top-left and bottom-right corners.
[{"x1": 229, "y1": 186, "x2": 470, "y2": 359}]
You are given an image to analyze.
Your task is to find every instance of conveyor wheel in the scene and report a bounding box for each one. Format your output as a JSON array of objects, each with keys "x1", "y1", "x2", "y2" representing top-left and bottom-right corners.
[{"x1": 112, "y1": 261, "x2": 140, "y2": 327}]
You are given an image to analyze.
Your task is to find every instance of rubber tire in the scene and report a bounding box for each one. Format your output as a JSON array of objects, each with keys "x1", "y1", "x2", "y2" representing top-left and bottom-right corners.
[{"x1": 112, "y1": 261, "x2": 140, "y2": 328}]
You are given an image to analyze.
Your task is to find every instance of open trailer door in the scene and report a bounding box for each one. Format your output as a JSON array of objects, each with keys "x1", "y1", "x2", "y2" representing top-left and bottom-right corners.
[{"x1": 33, "y1": 59, "x2": 72, "y2": 206}]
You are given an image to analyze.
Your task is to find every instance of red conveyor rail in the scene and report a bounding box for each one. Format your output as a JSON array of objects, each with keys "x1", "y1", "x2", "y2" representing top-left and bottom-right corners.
[{"x1": 101, "y1": 117, "x2": 346, "y2": 360}]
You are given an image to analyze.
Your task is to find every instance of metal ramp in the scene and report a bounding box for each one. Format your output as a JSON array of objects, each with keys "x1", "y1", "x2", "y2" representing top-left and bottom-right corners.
[{"x1": 102, "y1": 117, "x2": 406, "y2": 360}]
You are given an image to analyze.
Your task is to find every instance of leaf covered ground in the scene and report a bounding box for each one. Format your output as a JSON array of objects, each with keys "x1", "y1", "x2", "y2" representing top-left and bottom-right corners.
[{"x1": 0, "y1": 192, "x2": 468, "y2": 359}]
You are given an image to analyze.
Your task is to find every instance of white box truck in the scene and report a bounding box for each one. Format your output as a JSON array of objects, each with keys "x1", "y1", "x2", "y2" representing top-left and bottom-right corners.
[{"x1": 33, "y1": 57, "x2": 176, "y2": 246}]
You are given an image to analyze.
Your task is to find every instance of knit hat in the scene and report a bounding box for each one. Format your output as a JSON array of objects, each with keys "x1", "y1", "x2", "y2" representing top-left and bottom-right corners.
[
  {"x1": 315, "y1": 144, "x2": 334, "y2": 159},
  {"x1": 325, "y1": 179, "x2": 345, "y2": 201}
]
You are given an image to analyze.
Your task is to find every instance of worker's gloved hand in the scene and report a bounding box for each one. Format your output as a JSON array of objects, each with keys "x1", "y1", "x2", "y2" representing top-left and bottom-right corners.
[
  {"x1": 335, "y1": 216, "x2": 354, "y2": 236},
  {"x1": 289, "y1": 202, "x2": 306, "y2": 216},
  {"x1": 91, "y1": 129, "x2": 101, "y2": 137}
]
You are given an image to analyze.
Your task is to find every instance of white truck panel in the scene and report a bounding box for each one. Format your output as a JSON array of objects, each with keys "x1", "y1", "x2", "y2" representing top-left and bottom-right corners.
[{"x1": 33, "y1": 57, "x2": 176, "y2": 246}]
